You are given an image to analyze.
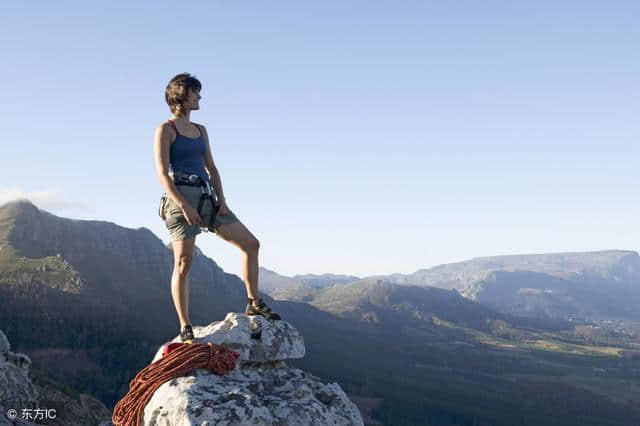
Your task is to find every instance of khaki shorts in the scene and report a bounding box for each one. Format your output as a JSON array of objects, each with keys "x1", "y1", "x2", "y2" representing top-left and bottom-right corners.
[{"x1": 158, "y1": 185, "x2": 240, "y2": 241}]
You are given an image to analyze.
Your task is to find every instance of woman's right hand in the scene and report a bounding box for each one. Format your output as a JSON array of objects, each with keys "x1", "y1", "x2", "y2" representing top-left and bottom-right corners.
[{"x1": 181, "y1": 204, "x2": 201, "y2": 226}]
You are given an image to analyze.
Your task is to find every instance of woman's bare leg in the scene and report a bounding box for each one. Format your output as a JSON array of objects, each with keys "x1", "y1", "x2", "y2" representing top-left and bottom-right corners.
[
  {"x1": 215, "y1": 221, "x2": 260, "y2": 304},
  {"x1": 171, "y1": 236, "x2": 196, "y2": 328}
]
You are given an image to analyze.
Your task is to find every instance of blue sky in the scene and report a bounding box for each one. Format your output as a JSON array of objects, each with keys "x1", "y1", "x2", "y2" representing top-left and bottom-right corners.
[{"x1": 1, "y1": 1, "x2": 638, "y2": 277}]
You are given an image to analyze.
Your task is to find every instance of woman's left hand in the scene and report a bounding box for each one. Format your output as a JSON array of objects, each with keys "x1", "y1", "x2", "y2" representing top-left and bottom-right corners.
[{"x1": 217, "y1": 199, "x2": 230, "y2": 216}]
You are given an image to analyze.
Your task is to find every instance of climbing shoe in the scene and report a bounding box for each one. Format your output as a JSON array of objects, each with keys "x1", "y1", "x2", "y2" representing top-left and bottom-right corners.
[
  {"x1": 179, "y1": 324, "x2": 195, "y2": 343},
  {"x1": 245, "y1": 298, "x2": 281, "y2": 320}
]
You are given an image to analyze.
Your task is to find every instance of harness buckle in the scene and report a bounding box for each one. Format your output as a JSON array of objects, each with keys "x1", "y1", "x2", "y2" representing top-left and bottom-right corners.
[{"x1": 201, "y1": 181, "x2": 212, "y2": 196}]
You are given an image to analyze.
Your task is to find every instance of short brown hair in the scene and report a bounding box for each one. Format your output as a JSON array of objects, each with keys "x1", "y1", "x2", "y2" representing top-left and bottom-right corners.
[{"x1": 165, "y1": 73, "x2": 202, "y2": 117}]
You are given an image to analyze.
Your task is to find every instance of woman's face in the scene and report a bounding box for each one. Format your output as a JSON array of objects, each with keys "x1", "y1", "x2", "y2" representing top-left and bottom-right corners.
[{"x1": 186, "y1": 88, "x2": 201, "y2": 111}]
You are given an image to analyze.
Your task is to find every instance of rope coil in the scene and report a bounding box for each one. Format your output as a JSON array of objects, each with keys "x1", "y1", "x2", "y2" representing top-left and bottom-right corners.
[{"x1": 112, "y1": 342, "x2": 240, "y2": 426}]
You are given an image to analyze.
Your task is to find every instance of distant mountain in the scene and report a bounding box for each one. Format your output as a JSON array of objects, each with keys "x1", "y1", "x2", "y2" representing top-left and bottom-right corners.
[
  {"x1": 271, "y1": 281, "x2": 321, "y2": 303},
  {"x1": 369, "y1": 250, "x2": 640, "y2": 321},
  {"x1": 292, "y1": 273, "x2": 360, "y2": 289},
  {"x1": 258, "y1": 267, "x2": 306, "y2": 295},
  {"x1": 309, "y1": 279, "x2": 497, "y2": 328},
  {"x1": 371, "y1": 250, "x2": 639, "y2": 291},
  {"x1": 258, "y1": 268, "x2": 359, "y2": 298},
  {"x1": 0, "y1": 199, "x2": 244, "y2": 307},
  {"x1": 468, "y1": 269, "x2": 640, "y2": 320},
  {"x1": 279, "y1": 277, "x2": 568, "y2": 336},
  {"x1": 258, "y1": 269, "x2": 358, "y2": 303},
  {"x1": 264, "y1": 266, "x2": 572, "y2": 337}
]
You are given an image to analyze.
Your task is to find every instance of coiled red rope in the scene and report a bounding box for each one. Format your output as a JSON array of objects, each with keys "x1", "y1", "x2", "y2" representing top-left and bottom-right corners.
[{"x1": 112, "y1": 342, "x2": 239, "y2": 426}]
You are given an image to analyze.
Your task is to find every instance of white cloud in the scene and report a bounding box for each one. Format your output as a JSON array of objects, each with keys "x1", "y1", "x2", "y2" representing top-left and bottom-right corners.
[{"x1": 0, "y1": 187, "x2": 94, "y2": 213}]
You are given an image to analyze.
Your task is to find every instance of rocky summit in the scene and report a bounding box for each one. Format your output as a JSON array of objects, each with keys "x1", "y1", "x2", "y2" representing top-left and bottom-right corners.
[
  {"x1": 0, "y1": 330, "x2": 111, "y2": 426},
  {"x1": 0, "y1": 330, "x2": 37, "y2": 426},
  {"x1": 143, "y1": 313, "x2": 363, "y2": 425}
]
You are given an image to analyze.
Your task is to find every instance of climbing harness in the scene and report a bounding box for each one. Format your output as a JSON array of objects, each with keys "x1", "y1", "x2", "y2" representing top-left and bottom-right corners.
[{"x1": 160, "y1": 172, "x2": 219, "y2": 231}]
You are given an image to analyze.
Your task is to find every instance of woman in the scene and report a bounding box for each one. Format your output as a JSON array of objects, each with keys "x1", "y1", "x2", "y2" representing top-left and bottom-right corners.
[{"x1": 154, "y1": 73, "x2": 280, "y2": 343}]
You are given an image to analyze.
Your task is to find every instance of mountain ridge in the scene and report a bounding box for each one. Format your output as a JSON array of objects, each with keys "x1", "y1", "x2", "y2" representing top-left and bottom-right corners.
[
  {"x1": 4, "y1": 199, "x2": 640, "y2": 424},
  {"x1": 369, "y1": 249, "x2": 639, "y2": 291}
]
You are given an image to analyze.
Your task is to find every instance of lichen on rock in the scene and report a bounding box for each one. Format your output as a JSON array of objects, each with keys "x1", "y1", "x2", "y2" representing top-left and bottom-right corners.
[{"x1": 145, "y1": 313, "x2": 363, "y2": 425}]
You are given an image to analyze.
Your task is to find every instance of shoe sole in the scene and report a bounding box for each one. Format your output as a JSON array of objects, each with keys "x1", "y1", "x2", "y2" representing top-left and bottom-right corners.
[{"x1": 246, "y1": 312, "x2": 281, "y2": 321}]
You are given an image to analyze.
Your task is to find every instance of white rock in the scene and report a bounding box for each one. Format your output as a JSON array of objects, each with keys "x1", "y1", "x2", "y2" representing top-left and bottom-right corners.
[
  {"x1": 143, "y1": 362, "x2": 362, "y2": 426},
  {"x1": 0, "y1": 331, "x2": 39, "y2": 426},
  {"x1": 144, "y1": 313, "x2": 363, "y2": 425},
  {"x1": 152, "y1": 313, "x2": 305, "y2": 364}
]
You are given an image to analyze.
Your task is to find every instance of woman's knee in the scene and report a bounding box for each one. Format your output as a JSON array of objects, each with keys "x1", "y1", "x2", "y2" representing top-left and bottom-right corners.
[
  {"x1": 243, "y1": 237, "x2": 260, "y2": 254},
  {"x1": 174, "y1": 254, "x2": 194, "y2": 275},
  {"x1": 171, "y1": 237, "x2": 196, "y2": 276}
]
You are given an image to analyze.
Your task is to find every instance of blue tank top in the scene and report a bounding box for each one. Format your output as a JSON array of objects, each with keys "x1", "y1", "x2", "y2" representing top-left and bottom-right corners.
[{"x1": 167, "y1": 120, "x2": 210, "y2": 184}]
